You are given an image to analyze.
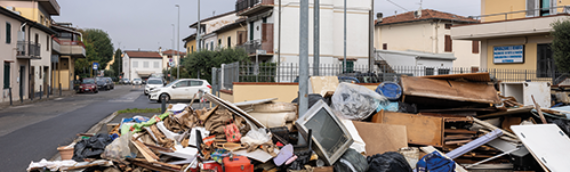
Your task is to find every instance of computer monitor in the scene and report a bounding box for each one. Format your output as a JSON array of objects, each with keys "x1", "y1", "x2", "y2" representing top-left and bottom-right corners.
[{"x1": 295, "y1": 100, "x2": 354, "y2": 165}]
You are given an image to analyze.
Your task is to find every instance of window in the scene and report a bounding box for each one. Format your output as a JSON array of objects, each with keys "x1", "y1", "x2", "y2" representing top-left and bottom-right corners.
[
  {"x1": 210, "y1": 41, "x2": 214, "y2": 50},
  {"x1": 527, "y1": 0, "x2": 557, "y2": 17},
  {"x1": 444, "y1": 35, "x2": 452, "y2": 52},
  {"x1": 218, "y1": 39, "x2": 222, "y2": 47},
  {"x1": 249, "y1": 22, "x2": 254, "y2": 40},
  {"x1": 472, "y1": 41, "x2": 479, "y2": 54},
  {"x1": 154, "y1": 62, "x2": 159, "y2": 68},
  {"x1": 191, "y1": 45, "x2": 194, "y2": 52},
  {"x1": 227, "y1": 36, "x2": 231, "y2": 48},
  {"x1": 205, "y1": 43, "x2": 209, "y2": 50},
  {"x1": 342, "y1": 61, "x2": 354, "y2": 73},
  {"x1": 190, "y1": 80, "x2": 203, "y2": 86},
  {"x1": 425, "y1": 67, "x2": 434, "y2": 76},
  {"x1": 438, "y1": 68, "x2": 450, "y2": 75},
  {"x1": 6, "y1": 22, "x2": 11, "y2": 44},
  {"x1": 133, "y1": 61, "x2": 138, "y2": 68},
  {"x1": 175, "y1": 80, "x2": 189, "y2": 87},
  {"x1": 3, "y1": 62, "x2": 9, "y2": 89},
  {"x1": 537, "y1": 43, "x2": 556, "y2": 77},
  {"x1": 445, "y1": 24, "x2": 452, "y2": 29},
  {"x1": 382, "y1": 43, "x2": 387, "y2": 50},
  {"x1": 143, "y1": 61, "x2": 149, "y2": 68},
  {"x1": 262, "y1": 17, "x2": 267, "y2": 23}
]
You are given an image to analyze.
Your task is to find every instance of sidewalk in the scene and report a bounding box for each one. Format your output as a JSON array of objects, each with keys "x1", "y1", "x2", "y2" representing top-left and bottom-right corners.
[{"x1": 0, "y1": 89, "x2": 76, "y2": 109}]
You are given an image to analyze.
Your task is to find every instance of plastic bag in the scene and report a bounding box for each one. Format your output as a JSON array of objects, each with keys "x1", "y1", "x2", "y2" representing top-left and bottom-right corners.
[
  {"x1": 367, "y1": 152, "x2": 412, "y2": 172},
  {"x1": 72, "y1": 133, "x2": 113, "y2": 162},
  {"x1": 241, "y1": 128, "x2": 273, "y2": 146},
  {"x1": 334, "y1": 148, "x2": 369, "y2": 172},
  {"x1": 101, "y1": 132, "x2": 137, "y2": 163},
  {"x1": 331, "y1": 82, "x2": 388, "y2": 120},
  {"x1": 224, "y1": 123, "x2": 242, "y2": 142},
  {"x1": 416, "y1": 151, "x2": 455, "y2": 172}
]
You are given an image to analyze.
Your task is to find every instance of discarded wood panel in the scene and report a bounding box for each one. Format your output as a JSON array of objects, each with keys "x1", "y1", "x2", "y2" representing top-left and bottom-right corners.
[
  {"x1": 512, "y1": 124, "x2": 570, "y2": 172},
  {"x1": 501, "y1": 117, "x2": 521, "y2": 133},
  {"x1": 444, "y1": 129, "x2": 477, "y2": 135},
  {"x1": 400, "y1": 75, "x2": 501, "y2": 105},
  {"x1": 476, "y1": 106, "x2": 533, "y2": 119},
  {"x1": 309, "y1": 76, "x2": 339, "y2": 96},
  {"x1": 445, "y1": 139, "x2": 473, "y2": 145},
  {"x1": 372, "y1": 111, "x2": 444, "y2": 146},
  {"x1": 421, "y1": 72, "x2": 491, "y2": 82},
  {"x1": 420, "y1": 113, "x2": 473, "y2": 122},
  {"x1": 419, "y1": 107, "x2": 497, "y2": 113},
  {"x1": 445, "y1": 134, "x2": 475, "y2": 140},
  {"x1": 352, "y1": 121, "x2": 408, "y2": 156}
]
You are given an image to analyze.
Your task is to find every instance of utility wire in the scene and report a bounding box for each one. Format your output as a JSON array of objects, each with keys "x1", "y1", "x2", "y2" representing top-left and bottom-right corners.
[{"x1": 387, "y1": 0, "x2": 408, "y2": 11}]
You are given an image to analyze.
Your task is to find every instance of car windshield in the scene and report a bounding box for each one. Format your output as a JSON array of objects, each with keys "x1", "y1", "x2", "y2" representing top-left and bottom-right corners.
[
  {"x1": 134, "y1": 78, "x2": 141, "y2": 81},
  {"x1": 97, "y1": 80, "x2": 105, "y2": 84},
  {"x1": 82, "y1": 79, "x2": 95, "y2": 84},
  {"x1": 164, "y1": 80, "x2": 180, "y2": 88},
  {"x1": 123, "y1": 78, "x2": 129, "y2": 81},
  {"x1": 147, "y1": 80, "x2": 162, "y2": 84}
]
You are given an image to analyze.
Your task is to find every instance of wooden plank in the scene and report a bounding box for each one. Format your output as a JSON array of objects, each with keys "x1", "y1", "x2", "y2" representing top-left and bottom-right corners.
[
  {"x1": 421, "y1": 72, "x2": 491, "y2": 82},
  {"x1": 445, "y1": 139, "x2": 473, "y2": 145},
  {"x1": 352, "y1": 121, "x2": 408, "y2": 156},
  {"x1": 476, "y1": 106, "x2": 533, "y2": 119},
  {"x1": 401, "y1": 75, "x2": 501, "y2": 104},
  {"x1": 132, "y1": 139, "x2": 159, "y2": 162},
  {"x1": 445, "y1": 134, "x2": 475, "y2": 140},
  {"x1": 372, "y1": 111, "x2": 444, "y2": 146},
  {"x1": 444, "y1": 129, "x2": 478, "y2": 134}
]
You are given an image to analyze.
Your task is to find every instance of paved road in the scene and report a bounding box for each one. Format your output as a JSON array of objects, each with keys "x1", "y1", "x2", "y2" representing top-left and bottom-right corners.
[{"x1": 0, "y1": 85, "x2": 168, "y2": 171}]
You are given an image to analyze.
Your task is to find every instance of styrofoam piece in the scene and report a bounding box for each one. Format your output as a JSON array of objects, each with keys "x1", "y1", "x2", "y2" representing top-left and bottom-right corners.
[
  {"x1": 169, "y1": 103, "x2": 188, "y2": 113},
  {"x1": 156, "y1": 122, "x2": 182, "y2": 141},
  {"x1": 511, "y1": 124, "x2": 570, "y2": 172},
  {"x1": 446, "y1": 129, "x2": 503, "y2": 159},
  {"x1": 500, "y1": 82, "x2": 551, "y2": 108},
  {"x1": 159, "y1": 143, "x2": 198, "y2": 165}
]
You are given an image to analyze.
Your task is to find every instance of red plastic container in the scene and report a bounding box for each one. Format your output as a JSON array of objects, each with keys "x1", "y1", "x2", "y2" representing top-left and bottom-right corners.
[{"x1": 222, "y1": 156, "x2": 253, "y2": 172}]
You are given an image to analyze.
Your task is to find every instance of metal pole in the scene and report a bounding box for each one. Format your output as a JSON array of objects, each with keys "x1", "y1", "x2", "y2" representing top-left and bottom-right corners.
[
  {"x1": 369, "y1": 0, "x2": 374, "y2": 73},
  {"x1": 9, "y1": 87, "x2": 12, "y2": 106},
  {"x1": 197, "y1": 0, "x2": 201, "y2": 52},
  {"x1": 39, "y1": 85, "x2": 42, "y2": 100},
  {"x1": 256, "y1": 52, "x2": 259, "y2": 82},
  {"x1": 299, "y1": 0, "x2": 309, "y2": 116},
  {"x1": 343, "y1": 0, "x2": 347, "y2": 73},
  {"x1": 161, "y1": 95, "x2": 166, "y2": 114},
  {"x1": 176, "y1": 4, "x2": 181, "y2": 79},
  {"x1": 314, "y1": 0, "x2": 320, "y2": 76}
]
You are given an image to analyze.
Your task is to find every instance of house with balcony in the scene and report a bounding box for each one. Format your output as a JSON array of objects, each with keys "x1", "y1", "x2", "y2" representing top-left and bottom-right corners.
[
  {"x1": 122, "y1": 50, "x2": 163, "y2": 81},
  {"x1": 0, "y1": 0, "x2": 60, "y2": 97},
  {"x1": 0, "y1": 6, "x2": 56, "y2": 103},
  {"x1": 186, "y1": 11, "x2": 243, "y2": 52},
  {"x1": 374, "y1": 9, "x2": 480, "y2": 70},
  {"x1": 183, "y1": 33, "x2": 197, "y2": 55},
  {"x1": 50, "y1": 23, "x2": 86, "y2": 90},
  {"x1": 451, "y1": 0, "x2": 570, "y2": 81},
  {"x1": 235, "y1": 0, "x2": 372, "y2": 75}
]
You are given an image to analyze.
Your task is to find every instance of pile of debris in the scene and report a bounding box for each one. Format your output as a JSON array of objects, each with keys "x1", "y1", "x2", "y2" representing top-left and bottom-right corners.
[{"x1": 27, "y1": 73, "x2": 570, "y2": 172}]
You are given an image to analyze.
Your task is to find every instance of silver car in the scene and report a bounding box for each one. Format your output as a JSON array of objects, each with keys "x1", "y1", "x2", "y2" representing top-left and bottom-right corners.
[
  {"x1": 148, "y1": 79, "x2": 211, "y2": 102},
  {"x1": 144, "y1": 78, "x2": 165, "y2": 95}
]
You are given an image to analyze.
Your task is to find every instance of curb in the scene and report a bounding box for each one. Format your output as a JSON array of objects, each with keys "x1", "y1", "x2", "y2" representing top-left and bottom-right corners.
[
  {"x1": 0, "y1": 92, "x2": 76, "y2": 109},
  {"x1": 49, "y1": 111, "x2": 120, "y2": 161}
]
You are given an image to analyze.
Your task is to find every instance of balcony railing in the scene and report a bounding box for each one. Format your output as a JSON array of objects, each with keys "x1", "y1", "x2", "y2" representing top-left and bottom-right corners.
[
  {"x1": 235, "y1": 0, "x2": 274, "y2": 15},
  {"x1": 17, "y1": 41, "x2": 41, "y2": 58},
  {"x1": 240, "y1": 39, "x2": 262, "y2": 55}
]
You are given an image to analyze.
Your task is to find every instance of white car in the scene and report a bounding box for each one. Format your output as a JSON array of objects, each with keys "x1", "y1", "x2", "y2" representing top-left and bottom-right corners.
[
  {"x1": 144, "y1": 78, "x2": 165, "y2": 95},
  {"x1": 149, "y1": 79, "x2": 211, "y2": 102},
  {"x1": 132, "y1": 78, "x2": 143, "y2": 85}
]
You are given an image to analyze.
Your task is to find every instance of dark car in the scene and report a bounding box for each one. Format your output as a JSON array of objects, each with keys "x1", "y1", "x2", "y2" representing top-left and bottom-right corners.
[
  {"x1": 101, "y1": 77, "x2": 114, "y2": 90},
  {"x1": 96, "y1": 80, "x2": 108, "y2": 90},
  {"x1": 78, "y1": 78, "x2": 98, "y2": 93},
  {"x1": 119, "y1": 78, "x2": 130, "y2": 85},
  {"x1": 337, "y1": 76, "x2": 360, "y2": 83}
]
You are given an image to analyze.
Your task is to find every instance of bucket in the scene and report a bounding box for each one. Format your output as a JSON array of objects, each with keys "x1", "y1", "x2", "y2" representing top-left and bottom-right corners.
[
  {"x1": 57, "y1": 146, "x2": 74, "y2": 160},
  {"x1": 375, "y1": 82, "x2": 402, "y2": 100}
]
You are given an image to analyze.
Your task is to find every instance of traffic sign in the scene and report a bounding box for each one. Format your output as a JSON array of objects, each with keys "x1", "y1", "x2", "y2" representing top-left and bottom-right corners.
[
  {"x1": 169, "y1": 61, "x2": 175, "y2": 67},
  {"x1": 93, "y1": 62, "x2": 99, "y2": 70}
]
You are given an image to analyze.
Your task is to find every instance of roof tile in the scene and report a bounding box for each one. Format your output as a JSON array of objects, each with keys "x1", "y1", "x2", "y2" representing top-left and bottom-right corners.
[
  {"x1": 377, "y1": 9, "x2": 479, "y2": 25},
  {"x1": 125, "y1": 51, "x2": 162, "y2": 58}
]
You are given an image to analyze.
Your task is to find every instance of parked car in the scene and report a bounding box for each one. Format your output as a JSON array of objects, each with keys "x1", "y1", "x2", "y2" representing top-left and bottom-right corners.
[
  {"x1": 96, "y1": 79, "x2": 108, "y2": 90},
  {"x1": 120, "y1": 78, "x2": 130, "y2": 85},
  {"x1": 148, "y1": 78, "x2": 211, "y2": 103},
  {"x1": 97, "y1": 77, "x2": 115, "y2": 90},
  {"x1": 145, "y1": 78, "x2": 166, "y2": 95},
  {"x1": 337, "y1": 76, "x2": 361, "y2": 83},
  {"x1": 77, "y1": 78, "x2": 98, "y2": 93},
  {"x1": 132, "y1": 78, "x2": 143, "y2": 85}
]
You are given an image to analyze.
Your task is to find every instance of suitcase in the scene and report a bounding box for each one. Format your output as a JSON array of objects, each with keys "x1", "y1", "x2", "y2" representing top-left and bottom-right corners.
[{"x1": 222, "y1": 155, "x2": 254, "y2": 172}]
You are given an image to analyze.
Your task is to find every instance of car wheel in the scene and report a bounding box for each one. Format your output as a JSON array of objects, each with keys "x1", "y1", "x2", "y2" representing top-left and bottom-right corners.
[
  {"x1": 158, "y1": 93, "x2": 170, "y2": 103},
  {"x1": 95, "y1": 90, "x2": 98, "y2": 93}
]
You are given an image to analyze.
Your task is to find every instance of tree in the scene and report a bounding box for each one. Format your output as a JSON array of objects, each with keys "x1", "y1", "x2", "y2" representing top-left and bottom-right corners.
[
  {"x1": 111, "y1": 49, "x2": 123, "y2": 78},
  {"x1": 75, "y1": 29, "x2": 114, "y2": 77},
  {"x1": 182, "y1": 48, "x2": 250, "y2": 84},
  {"x1": 552, "y1": 19, "x2": 570, "y2": 72},
  {"x1": 162, "y1": 66, "x2": 190, "y2": 82}
]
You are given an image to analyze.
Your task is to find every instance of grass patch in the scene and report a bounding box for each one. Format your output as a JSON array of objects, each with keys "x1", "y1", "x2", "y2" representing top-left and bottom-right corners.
[{"x1": 117, "y1": 108, "x2": 161, "y2": 114}]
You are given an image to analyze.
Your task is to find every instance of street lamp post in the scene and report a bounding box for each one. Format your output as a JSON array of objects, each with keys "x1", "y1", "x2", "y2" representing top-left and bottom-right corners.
[{"x1": 175, "y1": 4, "x2": 180, "y2": 80}]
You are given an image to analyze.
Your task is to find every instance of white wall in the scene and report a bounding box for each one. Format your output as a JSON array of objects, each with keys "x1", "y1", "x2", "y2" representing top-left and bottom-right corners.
[
  {"x1": 123, "y1": 54, "x2": 130, "y2": 80},
  {"x1": 129, "y1": 58, "x2": 162, "y2": 80},
  {"x1": 29, "y1": 26, "x2": 52, "y2": 92}
]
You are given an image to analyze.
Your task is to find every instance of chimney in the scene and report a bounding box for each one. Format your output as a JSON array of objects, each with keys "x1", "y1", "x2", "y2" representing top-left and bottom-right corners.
[
  {"x1": 376, "y1": 12, "x2": 383, "y2": 23},
  {"x1": 159, "y1": 47, "x2": 162, "y2": 54}
]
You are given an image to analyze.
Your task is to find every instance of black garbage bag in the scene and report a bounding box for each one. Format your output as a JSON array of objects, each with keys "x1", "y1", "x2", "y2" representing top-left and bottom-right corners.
[
  {"x1": 367, "y1": 152, "x2": 413, "y2": 172},
  {"x1": 72, "y1": 133, "x2": 113, "y2": 162},
  {"x1": 334, "y1": 148, "x2": 369, "y2": 172}
]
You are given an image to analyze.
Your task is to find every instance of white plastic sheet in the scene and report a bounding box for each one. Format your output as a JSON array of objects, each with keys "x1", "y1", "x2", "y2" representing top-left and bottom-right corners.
[{"x1": 331, "y1": 83, "x2": 388, "y2": 120}]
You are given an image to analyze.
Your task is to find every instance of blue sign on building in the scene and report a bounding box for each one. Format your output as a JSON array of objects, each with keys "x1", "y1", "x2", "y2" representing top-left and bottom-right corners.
[
  {"x1": 93, "y1": 62, "x2": 99, "y2": 70},
  {"x1": 493, "y1": 45, "x2": 524, "y2": 64}
]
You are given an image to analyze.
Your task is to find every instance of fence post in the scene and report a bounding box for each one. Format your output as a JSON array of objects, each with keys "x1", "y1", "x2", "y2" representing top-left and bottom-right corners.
[
  {"x1": 40, "y1": 85, "x2": 42, "y2": 100},
  {"x1": 9, "y1": 87, "x2": 12, "y2": 106},
  {"x1": 59, "y1": 83, "x2": 62, "y2": 96},
  {"x1": 161, "y1": 95, "x2": 166, "y2": 114},
  {"x1": 212, "y1": 67, "x2": 217, "y2": 96},
  {"x1": 47, "y1": 85, "x2": 50, "y2": 98}
]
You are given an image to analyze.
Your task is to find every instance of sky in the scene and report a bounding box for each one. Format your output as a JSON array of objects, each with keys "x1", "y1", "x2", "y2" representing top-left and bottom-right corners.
[{"x1": 52, "y1": 0, "x2": 480, "y2": 52}]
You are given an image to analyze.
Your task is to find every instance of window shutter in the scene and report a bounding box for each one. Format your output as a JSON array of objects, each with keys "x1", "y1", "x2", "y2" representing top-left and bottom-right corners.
[
  {"x1": 383, "y1": 43, "x2": 387, "y2": 50},
  {"x1": 4, "y1": 63, "x2": 10, "y2": 89},
  {"x1": 472, "y1": 41, "x2": 480, "y2": 54},
  {"x1": 445, "y1": 35, "x2": 452, "y2": 52},
  {"x1": 6, "y1": 23, "x2": 11, "y2": 44},
  {"x1": 527, "y1": 0, "x2": 537, "y2": 17}
]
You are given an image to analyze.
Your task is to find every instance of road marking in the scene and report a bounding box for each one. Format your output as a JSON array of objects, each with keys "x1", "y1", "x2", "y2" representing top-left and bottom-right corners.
[
  {"x1": 108, "y1": 91, "x2": 140, "y2": 103},
  {"x1": 54, "y1": 98, "x2": 64, "y2": 100}
]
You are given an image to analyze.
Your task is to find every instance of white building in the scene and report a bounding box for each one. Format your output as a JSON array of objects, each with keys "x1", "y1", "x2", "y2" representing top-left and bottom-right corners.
[
  {"x1": 236, "y1": 0, "x2": 373, "y2": 73},
  {"x1": 122, "y1": 51, "x2": 163, "y2": 81},
  {"x1": 374, "y1": 9, "x2": 480, "y2": 69},
  {"x1": 189, "y1": 12, "x2": 242, "y2": 51}
]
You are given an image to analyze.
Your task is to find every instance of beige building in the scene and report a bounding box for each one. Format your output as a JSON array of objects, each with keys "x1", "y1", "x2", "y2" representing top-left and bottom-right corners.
[
  {"x1": 452, "y1": 0, "x2": 570, "y2": 80},
  {"x1": 158, "y1": 48, "x2": 186, "y2": 70},
  {"x1": 50, "y1": 23, "x2": 86, "y2": 90},
  {"x1": 374, "y1": 9, "x2": 480, "y2": 69},
  {"x1": 0, "y1": 7, "x2": 56, "y2": 103},
  {"x1": 212, "y1": 18, "x2": 247, "y2": 50}
]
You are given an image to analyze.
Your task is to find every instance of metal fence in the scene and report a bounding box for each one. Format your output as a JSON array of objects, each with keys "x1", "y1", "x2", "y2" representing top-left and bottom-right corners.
[{"x1": 212, "y1": 62, "x2": 560, "y2": 91}]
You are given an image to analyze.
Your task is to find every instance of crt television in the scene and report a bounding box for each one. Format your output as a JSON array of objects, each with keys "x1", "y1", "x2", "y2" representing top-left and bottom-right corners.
[{"x1": 295, "y1": 100, "x2": 354, "y2": 165}]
